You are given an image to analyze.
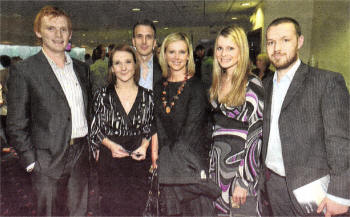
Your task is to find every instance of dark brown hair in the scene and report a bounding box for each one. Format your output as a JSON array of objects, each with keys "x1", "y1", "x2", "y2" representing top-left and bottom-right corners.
[{"x1": 108, "y1": 44, "x2": 140, "y2": 86}]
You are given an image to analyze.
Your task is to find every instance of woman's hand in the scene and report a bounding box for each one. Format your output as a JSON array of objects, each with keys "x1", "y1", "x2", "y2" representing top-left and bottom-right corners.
[
  {"x1": 131, "y1": 145, "x2": 147, "y2": 161},
  {"x1": 109, "y1": 143, "x2": 129, "y2": 158},
  {"x1": 232, "y1": 184, "x2": 247, "y2": 207}
]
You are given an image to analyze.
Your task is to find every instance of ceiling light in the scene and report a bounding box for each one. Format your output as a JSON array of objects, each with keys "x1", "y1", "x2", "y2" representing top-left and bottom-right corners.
[
  {"x1": 164, "y1": 27, "x2": 168, "y2": 30},
  {"x1": 131, "y1": 8, "x2": 141, "y2": 12},
  {"x1": 240, "y1": 2, "x2": 250, "y2": 6},
  {"x1": 231, "y1": 17, "x2": 238, "y2": 20},
  {"x1": 153, "y1": 20, "x2": 159, "y2": 23}
]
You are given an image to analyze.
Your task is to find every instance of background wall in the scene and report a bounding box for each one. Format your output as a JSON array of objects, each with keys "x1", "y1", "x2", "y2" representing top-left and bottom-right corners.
[
  {"x1": 310, "y1": 0, "x2": 350, "y2": 88},
  {"x1": 262, "y1": 0, "x2": 350, "y2": 89}
]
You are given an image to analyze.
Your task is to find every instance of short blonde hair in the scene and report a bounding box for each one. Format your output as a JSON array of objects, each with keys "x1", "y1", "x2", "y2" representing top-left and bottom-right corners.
[
  {"x1": 209, "y1": 25, "x2": 250, "y2": 106},
  {"x1": 159, "y1": 32, "x2": 195, "y2": 78},
  {"x1": 257, "y1": 53, "x2": 270, "y2": 68}
]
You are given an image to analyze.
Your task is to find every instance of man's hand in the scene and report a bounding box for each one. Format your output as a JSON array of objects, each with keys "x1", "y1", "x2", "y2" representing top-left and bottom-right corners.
[{"x1": 317, "y1": 197, "x2": 349, "y2": 217}]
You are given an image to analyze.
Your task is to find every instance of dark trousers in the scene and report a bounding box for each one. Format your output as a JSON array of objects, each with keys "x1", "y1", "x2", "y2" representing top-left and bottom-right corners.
[
  {"x1": 31, "y1": 140, "x2": 89, "y2": 216},
  {"x1": 265, "y1": 169, "x2": 297, "y2": 216}
]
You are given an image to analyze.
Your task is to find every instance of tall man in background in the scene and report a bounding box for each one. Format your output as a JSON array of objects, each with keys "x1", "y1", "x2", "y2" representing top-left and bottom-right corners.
[
  {"x1": 262, "y1": 17, "x2": 349, "y2": 217},
  {"x1": 7, "y1": 6, "x2": 90, "y2": 216},
  {"x1": 132, "y1": 19, "x2": 162, "y2": 90},
  {"x1": 132, "y1": 19, "x2": 162, "y2": 168}
]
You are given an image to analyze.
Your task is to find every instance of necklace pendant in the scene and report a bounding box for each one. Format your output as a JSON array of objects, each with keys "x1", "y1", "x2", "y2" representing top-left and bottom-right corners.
[{"x1": 165, "y1": 106, "x2": 171, "y2": 114}]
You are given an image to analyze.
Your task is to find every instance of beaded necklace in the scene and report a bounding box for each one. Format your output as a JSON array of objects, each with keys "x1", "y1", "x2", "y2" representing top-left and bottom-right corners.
[{"x1": 161, "y1": 74, "x2": 188, "y2": 114}]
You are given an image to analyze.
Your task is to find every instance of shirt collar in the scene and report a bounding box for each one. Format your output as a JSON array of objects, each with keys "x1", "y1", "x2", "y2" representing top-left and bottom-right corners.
[
  {"x1": 42, "y1": 48, "x2": 73, "y2": 68},
  {"x1": 273, "y1": 59, "x2": 301, "y2": 83}
]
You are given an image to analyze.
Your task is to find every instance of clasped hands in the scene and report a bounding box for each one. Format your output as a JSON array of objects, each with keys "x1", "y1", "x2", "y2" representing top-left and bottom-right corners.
[{"x1": 109, "y1": 142, "x2": 147, "y2": 161}]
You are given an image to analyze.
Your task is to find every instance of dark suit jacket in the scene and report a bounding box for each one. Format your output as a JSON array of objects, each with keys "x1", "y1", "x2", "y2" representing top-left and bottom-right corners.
[
  {"x1": 262, "y1": 62, "x2": 350, "y2": 212},
  {"x1": 7, "y1": 51, "x2": 91, "y2": 178},
  {"x1": 152, "y1": 55, "x2": 162, "y2": 87}
]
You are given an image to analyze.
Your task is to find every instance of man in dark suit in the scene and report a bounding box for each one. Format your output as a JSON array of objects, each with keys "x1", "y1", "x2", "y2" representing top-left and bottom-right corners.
[
  {"x1": 6, "y1": 6, "x2": 90, "y2": 216},
  {"x1": 132, "y1": 19, "x2": 162, "y2": 90},
  {"x1": 262, "y1": 17, "x2": 349, "y2": 217},
  {"x1": 132, "y1": 19, "x2": 162, "y2": 168}
]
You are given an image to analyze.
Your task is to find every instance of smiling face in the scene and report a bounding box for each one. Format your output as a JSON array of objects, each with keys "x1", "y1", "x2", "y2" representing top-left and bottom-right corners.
[
  {"x1": 266, "y1": 22, "x2": 304, "y2": 72},
  {"x1": 35, "y1": 15, "x2": 71, "y2": 56},
  {"x1": 111, "y1": 51, "x2": 136, "y2": 84},
  {"x1": 165, "y1": 40, "x2": 189, "y2": 74},
  {"x1": 132, "y1": 25, "x2": 156, "y2": 58},
  {"x1": 215, "y1": 35, "x2": 240, "y2": 73}
]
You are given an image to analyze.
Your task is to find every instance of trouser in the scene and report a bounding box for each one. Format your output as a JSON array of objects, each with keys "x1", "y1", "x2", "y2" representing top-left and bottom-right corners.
[
  {"x1": 31, "y1": 138, "x2": 89, "y2": 216},
  {"x1": 265, "y1": 169, "x2": 298, "y2": 216}
]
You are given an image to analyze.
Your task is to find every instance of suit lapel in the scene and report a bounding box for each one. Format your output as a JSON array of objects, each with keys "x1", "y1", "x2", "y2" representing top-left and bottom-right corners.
[
  {"x1": 262, "y1": 76, "x2": 273, "y2": 160},
  {"x1": 281, "y1": 62, "x2": 308, "y2": 111},
  {"x1": 36, "y1": 51, "x2": 68, "y2": 102},
  {"x1": 152, "y1": 56, "x2": 162, "y2": 87},
  {"x1": 72, "y1": 60, "x2": 88, "y2": 111}
]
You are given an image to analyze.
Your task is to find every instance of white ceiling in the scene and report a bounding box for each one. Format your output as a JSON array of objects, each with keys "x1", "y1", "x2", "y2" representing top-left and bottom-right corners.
[{"x1": 0, "y1": 0, "x2": 261, "y2": 48}]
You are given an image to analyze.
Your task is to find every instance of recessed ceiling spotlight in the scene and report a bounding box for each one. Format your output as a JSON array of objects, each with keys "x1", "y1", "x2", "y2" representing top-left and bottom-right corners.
[
  {"x1": 240, "y1": 2, "x2": 250, "y2": 6},
  {"x1": 164, "y1": 27, "x2": 169, "y2": 30},
  {"x1": 231, "y1": 17, "x2": 238, "y2": 20},
  {"x1": 153, "y1": 20, "x2": 159, "y2": 23},
  {"x1": 131, "y1": 8, "x2": 141, "y2": 12}
]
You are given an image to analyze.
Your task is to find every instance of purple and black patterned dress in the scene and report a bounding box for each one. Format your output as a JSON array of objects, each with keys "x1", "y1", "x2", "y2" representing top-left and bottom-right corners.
[{"x1": 209, "y1": 75, "x2": 264, "y2": 216}]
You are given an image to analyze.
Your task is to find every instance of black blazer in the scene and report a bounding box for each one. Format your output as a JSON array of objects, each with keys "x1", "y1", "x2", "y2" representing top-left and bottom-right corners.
[
  {"x1": 152, "y1": 55, "x2": 162, "y2": 87},
  {"x1": 7, "y1": 51, "x2": 91, "y2": 178},
  {"x1": 262, "y1": 62, "x2": 350, "y2": 213}
]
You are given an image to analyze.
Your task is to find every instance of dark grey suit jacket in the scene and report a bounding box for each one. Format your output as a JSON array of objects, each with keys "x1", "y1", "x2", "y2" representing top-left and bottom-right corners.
[
  {"x1": 152, "y1": 55, "x2": 162, "y2": 87},
  {"x1": 7, "y1": 51, "x2": 91, "y2": 178},
  {"x1": 262, "y1": 62, "x2": 350, "y2": 212}
]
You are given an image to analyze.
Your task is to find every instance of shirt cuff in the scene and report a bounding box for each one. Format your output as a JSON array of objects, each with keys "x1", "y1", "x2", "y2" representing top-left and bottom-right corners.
[
  {"x1": 326, "y1": 193, "x2": 350, "y2": 206},
  {"x1": 26, "y1": 162, "x2": 35, "y2": 172}
]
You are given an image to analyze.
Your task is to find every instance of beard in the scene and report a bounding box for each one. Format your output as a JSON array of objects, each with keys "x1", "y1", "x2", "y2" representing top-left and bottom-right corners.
[{"x1": 271, "y1": 51, "x2": 298, "y2": 71}]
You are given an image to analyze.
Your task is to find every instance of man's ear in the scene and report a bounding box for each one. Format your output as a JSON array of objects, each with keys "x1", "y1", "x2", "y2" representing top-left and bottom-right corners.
[
  {"x1": 297, "y1": 35, "x2": 304, "y2": 50},
  {"x1": 153, "y1": 40, "x2": 157, "y2": 50},
  {"x1": 132, "y1": 38, "x2": 136, "y2": 47},
  {"x1": 35, "y1": 31, "x2": 42, "y2": 39}
]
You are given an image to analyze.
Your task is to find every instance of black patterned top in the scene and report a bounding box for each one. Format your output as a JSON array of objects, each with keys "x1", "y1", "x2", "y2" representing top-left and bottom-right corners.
[{"x1": 89, "y1": 84, "x2": 156, "y2": 159}]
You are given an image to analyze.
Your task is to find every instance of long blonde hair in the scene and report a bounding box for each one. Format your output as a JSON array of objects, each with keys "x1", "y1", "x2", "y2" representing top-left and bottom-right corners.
[
  {"x1": 209, "y1": 25, "x2": 250, "y2": 106},
  {"x1": 159, "y1": 32, "x2": 195, "y2": 78}
]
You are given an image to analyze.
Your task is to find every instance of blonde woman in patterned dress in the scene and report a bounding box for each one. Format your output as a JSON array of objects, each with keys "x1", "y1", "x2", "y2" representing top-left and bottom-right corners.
[{"x1": 209, "y1": 25, "x2": 264, "y2": 217}]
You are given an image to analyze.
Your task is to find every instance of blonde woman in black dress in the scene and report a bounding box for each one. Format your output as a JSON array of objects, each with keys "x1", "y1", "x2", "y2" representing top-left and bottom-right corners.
[{"x1": 154, "y1": 32, "x2": 220, "y2": 216}]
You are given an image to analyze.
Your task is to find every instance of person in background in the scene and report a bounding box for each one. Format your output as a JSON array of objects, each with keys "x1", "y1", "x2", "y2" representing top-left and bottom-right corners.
[
  {"x1": 154, "y1": 32, "x2": 220, "y2": 216},
  {"x1": 90, "y1": 44, "x2": 156, "y2": 216},
  {"x1": 0, "y1": 55, "x2": 11, "y2": 146},
  {"x1": 90, "y1": 44, "x2": 108, "y2": 93},
  {"x1": 6, "y1": 6, "x2": 91, "y2": 216},
  {"x1": 252, "y1": 53, "x2": 273, "y2": 81},
  {"x1": 0, "y1": 55, "x2": 11, "y2": 126},
  {"x1": 84, "y1": 53, "x2": 93, "y2": 66},
  {"x1": 106, "y1": 43, "x2": 116, "y2": 59},
  {"x1": 132, "y1": 19, "x2": 162, "y2": 169},
  {"x1": 201, "y1": 47, "x2": 214, "y2": 90},
  {"x1": 194, "y1": 44, "x2": 205, "y2": 79},
  {"x1": 208, "y1": 25, "x2": 264, "y2": 217},
  {"x1": 262, "y1": 17, "x2": 349, "y2": 216}
]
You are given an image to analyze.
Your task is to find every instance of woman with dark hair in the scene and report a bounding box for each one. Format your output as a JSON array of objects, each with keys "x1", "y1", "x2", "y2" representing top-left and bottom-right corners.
[
  {"x1": 90, "y1": 44, "x2": 156, "y2": 216},
  {"x1": 154, "y1": 32, "x2": 220, "y2": 216},
  {"x1": 209, "y1": 25, "x2": 264, "y2": 216}
]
